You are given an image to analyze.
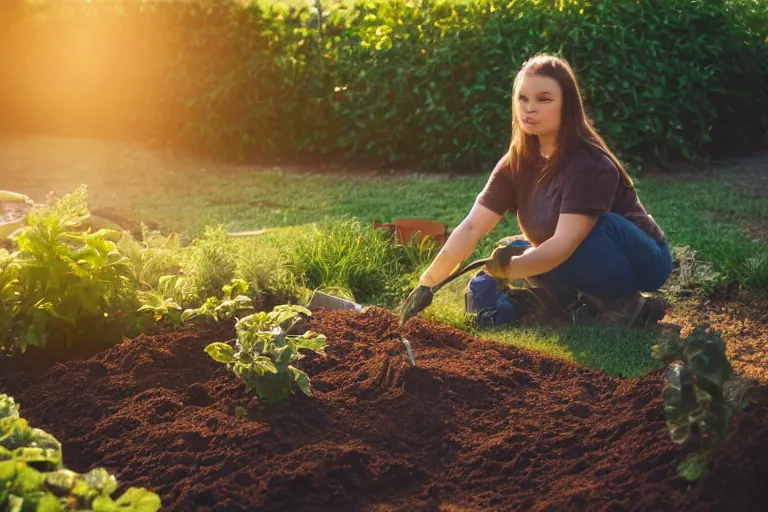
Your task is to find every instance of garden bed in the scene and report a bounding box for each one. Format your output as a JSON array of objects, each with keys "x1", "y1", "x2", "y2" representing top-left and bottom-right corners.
[
  {"x1": 665, "y1": 292, "x2": 768, "y2": 384},
  {"x1": 1, "y1": 308, "x2": 766, "y2": 511}
]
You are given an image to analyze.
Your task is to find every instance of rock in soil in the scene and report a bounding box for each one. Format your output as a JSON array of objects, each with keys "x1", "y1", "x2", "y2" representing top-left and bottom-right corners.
[{"x1": 1, "y1": 308, "x2": 766, "y2": 512}]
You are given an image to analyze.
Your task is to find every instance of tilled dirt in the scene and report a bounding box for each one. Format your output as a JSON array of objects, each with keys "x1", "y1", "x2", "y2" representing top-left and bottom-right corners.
[
  {"x1": 665, "y1": 292, "x2": 768, "y2": 384},
  {"x1": 1, "y1": 308, "x2": 767, "y2": 512}
]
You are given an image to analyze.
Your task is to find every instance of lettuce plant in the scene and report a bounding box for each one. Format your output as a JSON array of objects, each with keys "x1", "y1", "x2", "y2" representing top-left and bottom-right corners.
[
  {"x1": 652, "y1": 324, "x2": 754, "y2": 481},
  {"x1": 1, "y1": 394, "x2": 161, "y2": 511},
  {"x1": 205, "y1": 304, "x2": 327, "y2": 404}
]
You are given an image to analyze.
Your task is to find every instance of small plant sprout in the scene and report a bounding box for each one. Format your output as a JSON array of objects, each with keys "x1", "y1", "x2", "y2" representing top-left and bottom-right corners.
[{"x1": 205, "y1": 304, "x2": 327, "y2": 404}]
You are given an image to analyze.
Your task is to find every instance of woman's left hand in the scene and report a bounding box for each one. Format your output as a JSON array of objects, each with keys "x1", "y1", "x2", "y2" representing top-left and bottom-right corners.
[{"x1": 485, "y1": 245, "x2": 522, "y2": 279}]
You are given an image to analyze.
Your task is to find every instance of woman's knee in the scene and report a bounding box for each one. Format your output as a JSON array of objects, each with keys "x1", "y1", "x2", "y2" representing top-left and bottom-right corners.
[{"x1": 639, "y1": 241, "x2": 673, "y2": 292}]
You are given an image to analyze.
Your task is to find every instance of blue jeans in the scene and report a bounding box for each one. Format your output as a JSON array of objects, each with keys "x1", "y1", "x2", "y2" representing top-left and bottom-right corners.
[{"x1": 527, "y1": 213, "x2": 672, "y2": 308}]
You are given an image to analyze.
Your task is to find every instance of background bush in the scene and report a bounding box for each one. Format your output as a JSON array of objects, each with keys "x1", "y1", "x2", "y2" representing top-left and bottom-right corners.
[{"x1": 0, "y1": 0, "x2": 766, "y2": 171}]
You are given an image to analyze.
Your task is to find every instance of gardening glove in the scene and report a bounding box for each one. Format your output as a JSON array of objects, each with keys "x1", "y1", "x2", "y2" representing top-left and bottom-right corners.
[
  {"x1": 485, "y1": 243, "x2": 525, "y2": 280},
  {"x1": 399, "y1": 285, "x2": 433, "y2": 326}
]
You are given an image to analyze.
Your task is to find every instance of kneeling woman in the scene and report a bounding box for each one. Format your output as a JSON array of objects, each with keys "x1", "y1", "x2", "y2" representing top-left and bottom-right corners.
[{"x1": 404, "y1": 54, "x2": 672, "y2": 328}]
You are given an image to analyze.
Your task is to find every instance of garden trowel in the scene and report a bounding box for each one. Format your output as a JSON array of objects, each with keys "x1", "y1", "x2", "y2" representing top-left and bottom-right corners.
[
  {"x1": 307, "y1": 290, "x2": 363, "y2": 312},
  {"x1": 399, "y1": 238, "x2": 531, "y2": 326}
]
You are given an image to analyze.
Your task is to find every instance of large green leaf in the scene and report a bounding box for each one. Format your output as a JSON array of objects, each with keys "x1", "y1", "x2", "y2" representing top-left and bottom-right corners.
[
  {"x1": 0, "y1": 460, "x2": 16, "y2": 480},
  {"x1": 678, "y1": 452, "x2": 709, "y2": 482},
  {"x1": 93, "y1": 487, "x2": 162, "y2": 512},
  {"x1": 10, "y1": 463, "x2": 45, "y2": 495},
  {"x1": 290, "y1": 367, "x2": 314, "y2": 397},
  {"x1": 0, "y1": 396, "x2": 19, "y2": 420},
  {"x1": 0, "y1": 418, "x2": 32, "y2": 451},
  {"x1": 204, "y1": 342, "x2": 236, "y2": 363},
  {"x1": 662, "y1": 363, "x2": 698, "y2": 445},
  {"x1": 34, "y1": 493, "x2": 62, "y2": 512},
  {"x1": 44, "y1": 469, "x2": 79, "y2": 495},
  {"x1": 293, "y1": 331, "x2": 327, "y2": 353},
  {"x1": 10, "y1": 447, "x2": 61, "y2": 472}
]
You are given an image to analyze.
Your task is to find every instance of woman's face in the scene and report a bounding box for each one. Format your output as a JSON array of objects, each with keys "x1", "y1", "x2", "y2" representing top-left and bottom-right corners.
[{"x1": 515, "y1": 74, "x2": 563, "y2": 139}]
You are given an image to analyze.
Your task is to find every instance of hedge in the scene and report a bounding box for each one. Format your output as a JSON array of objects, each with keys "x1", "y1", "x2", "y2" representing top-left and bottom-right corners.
[{"x1": 0, "y1": 0, "x2": 766, "y2": 171}]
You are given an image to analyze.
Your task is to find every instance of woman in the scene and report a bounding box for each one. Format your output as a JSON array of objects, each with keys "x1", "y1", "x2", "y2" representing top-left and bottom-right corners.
[{"x1": 402, "y1": 54, "x2": 672, "y2": 328}]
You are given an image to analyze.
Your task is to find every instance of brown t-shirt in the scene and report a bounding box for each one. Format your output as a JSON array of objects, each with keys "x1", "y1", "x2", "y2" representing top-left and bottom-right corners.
[{"x1": 476, "y1": 145, "x2": 665, "y2": 246}]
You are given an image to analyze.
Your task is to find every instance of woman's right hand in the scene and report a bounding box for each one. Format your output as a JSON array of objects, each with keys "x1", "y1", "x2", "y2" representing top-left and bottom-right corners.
[{"x1": 400, "y1": 285, "x2": 434, "y2": 325}]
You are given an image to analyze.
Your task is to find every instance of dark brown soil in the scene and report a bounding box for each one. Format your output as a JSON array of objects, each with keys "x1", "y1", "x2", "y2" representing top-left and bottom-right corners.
[
  {"x1": 1, "y1": 308, "x2": 766, "y2": 512},
  {"x1": 665, "y1": 292, "x2": 768, "y2": 384}
]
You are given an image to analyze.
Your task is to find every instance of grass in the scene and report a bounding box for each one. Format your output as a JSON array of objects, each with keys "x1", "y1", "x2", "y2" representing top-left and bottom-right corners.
[
  {"x1": 636, "y1": 174, "x2": 768, "y2": 270},
  {"x1": 4, "y1": 137, "x2": 767, "y2": 378},
  {"x1": 481, "y1": 325, "x2": 663, "y2": 378},
  {"x1": 123, "y1": 165, "x2": 768, "y2": 271},
  {"x1": 416, "y1": 271, "x2": 662, "y2": 378}
]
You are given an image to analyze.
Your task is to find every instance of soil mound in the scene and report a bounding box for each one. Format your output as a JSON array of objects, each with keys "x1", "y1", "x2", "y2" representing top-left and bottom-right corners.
[{"x1": 1, "y1": 308, "x2": 766, "y2": 511}]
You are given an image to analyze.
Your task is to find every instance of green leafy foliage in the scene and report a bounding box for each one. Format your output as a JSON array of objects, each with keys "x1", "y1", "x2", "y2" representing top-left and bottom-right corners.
[
  {"x1": 174, "y1": 226, "x2": 239, "y2": 305},
  {"x1": 735, "y1": 253, "x2": 768, "y2": 290},
  {"x1": 0, "y1": 186, "x2": 141, "y2": 355},
  {"x1": 180, "y1": 278, "x2": 255, "y2": 323},
  {"x1": 117, "y1": 225, "x2": 185, "y2": 290},
  {"x1": 652, "y1": 324, "x2": 755, "y2": 481},
  {"x1": 0, "y1": 394, "x2": 161, "y2": 511},
  {"x1": 1, "y1": 184, "x2": 307, "y2": 359},
  {"x1": 136, "y1": 290, "x2": 184, "y2": 328},
  {"x1": 205, "y1": 304, "x2": 327, "y2": 404},
  {"x1": 1, "y1": 0, "x2": 766, "y2": 169}
]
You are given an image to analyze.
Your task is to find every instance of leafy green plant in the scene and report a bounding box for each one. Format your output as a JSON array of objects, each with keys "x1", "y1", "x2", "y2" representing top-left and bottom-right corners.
[
  {"x1": 174, "y1": 225, "x2": 238, "y2": 306},
  {"x1": 117, "y1": 225, "x2": 184, "y2": 290},
  {"x1": 652, "y1": 324, "x2": 755, "y2": 481},
  {"x1": 205, "y1": 304, "x2": 327, "y2": 404},
  {"x1": 1, "y1": 186, "x2": 141, "y2": 354},
  {"x1": 1, "y1": 394, "x2": 161, "y2": 511},
  {"x1": 180, "y1": 278, "x2": 254, "y2": 323},
  {"x1": 136, "y1": 290, "x2": 184, "y2": 328},
  {"x1": 0, "y1": 249, "x2": 23, "y2": 356},
  {"x1": 735, "y1": 253, "x2": 768, "y2": 290},
  {"x1": 234, "y1": 238, "x2": 300, "y2": 302}
]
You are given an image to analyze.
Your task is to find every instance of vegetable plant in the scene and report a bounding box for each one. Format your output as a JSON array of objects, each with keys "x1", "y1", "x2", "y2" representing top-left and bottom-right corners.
[
  {"x1": 652, "y1": 324, "x2": 755, "y2": 481},
  {"x1": 1, "y1": 394, "x2": 161, "y2": 511},
  {"x1": 0, "y1": 186, "x2": 140, "y2": 355},
  {"x1": 205, "y1": 304, "x2": 327, "y2": 404}
]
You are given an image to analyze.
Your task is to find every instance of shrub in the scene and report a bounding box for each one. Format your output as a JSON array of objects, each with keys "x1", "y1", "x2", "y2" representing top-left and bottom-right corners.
[{"x1": 0, "y1": 187, "x2": 140, "y2": 354}]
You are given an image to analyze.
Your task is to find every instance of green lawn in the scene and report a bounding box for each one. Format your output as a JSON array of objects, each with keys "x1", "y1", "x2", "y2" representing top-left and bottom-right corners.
[{"x1": 129, "y1": 163, "x2": 768, "y2": 273}]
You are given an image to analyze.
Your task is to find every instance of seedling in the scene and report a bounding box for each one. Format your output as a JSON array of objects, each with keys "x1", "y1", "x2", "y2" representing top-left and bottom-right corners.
[{"x1": 205, "y1": 304, "x2": 327, "y2": 404}]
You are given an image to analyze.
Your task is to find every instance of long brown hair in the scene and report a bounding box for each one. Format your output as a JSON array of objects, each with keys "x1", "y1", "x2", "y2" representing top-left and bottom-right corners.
[{"x1": 507, "y1": 54, "x2": 634, "y2": 188}]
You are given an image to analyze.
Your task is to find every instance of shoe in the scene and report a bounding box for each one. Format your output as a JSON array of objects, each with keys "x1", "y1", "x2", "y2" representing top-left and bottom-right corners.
[
  {"x1": 580, "y1": 291, "x2": 669, "y2": 328},
  {"x1": 506, "y1": 286, "x2": 573, "y2": 327},
  {"x1": 633, "y1": 295, "x2": 669, "y2": 327}
]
